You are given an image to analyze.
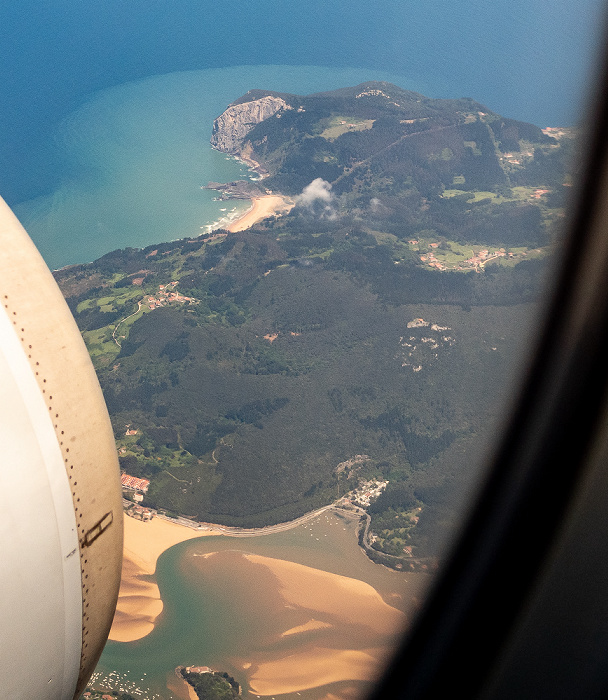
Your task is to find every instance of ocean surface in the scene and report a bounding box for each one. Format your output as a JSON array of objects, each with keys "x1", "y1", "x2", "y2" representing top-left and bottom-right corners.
[
  {"x1": 2, "y1": 0, "x2": 604, "y2": 268},
  {"x1": 96, "y1": 511, "x2": 429, "y2": 700},
  {"x1": 12, "y1": 66, "x2": 421, "y2": 270}
]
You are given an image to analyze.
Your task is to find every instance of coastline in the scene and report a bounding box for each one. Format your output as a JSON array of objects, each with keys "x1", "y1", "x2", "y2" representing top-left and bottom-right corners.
[
  {"x1": 109, "y1": 511, "x2": 428, "y2": 698},
  {"x1": 209, "y1": 145, "x2": 294, "y2": 233},
  {"x1": 109, "y1": 515, "x2": 220, "y2": 642},
  {"x1": 109, "y1": 504, "x2": 342, "y2": 642},
  {"x1": 110, "y1": 501, "x2": 425, "y2": 643},
  {"x1": 226, "y1": 194, "x2": 293, "y2": 232}
]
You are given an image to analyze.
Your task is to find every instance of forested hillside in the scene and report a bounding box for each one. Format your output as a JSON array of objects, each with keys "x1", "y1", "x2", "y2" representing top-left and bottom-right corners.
[
  {"x1": 55, "y1": 83, "x2": 575, "y2": 561},
  {"x1": 224, "y1": 81, "x2": 574, "y2": 247}
]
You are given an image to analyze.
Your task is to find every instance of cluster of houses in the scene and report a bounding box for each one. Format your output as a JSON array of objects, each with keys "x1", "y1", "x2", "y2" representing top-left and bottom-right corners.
[
  {"x1": 121, "y1": 472, "x2": 155, "y2": 519},
  {"x1": 417, "y1": 241, "x2": 445, "y2": 269},
  {"x1": 542, "y1": 126, "x2": 570, "y2": 140},
  {"x1": 500, "y1": 150, "x2": 533, "y2": 166},
  {"x1": 124, "y1": 503, "x2": 155, "y2": 521},
  {"x1": 417, "y1": 244, "x2": 515, "y2": 272},
  {"x1": 531, "y1": 188, "x2": 550, "y2": 199},
  {"x1": 462, "y1": 247, "x2": 510, "y2": 270},
  {"x1": 146, "y1": 281, "x2": 198, "y2": 310},
  {"x1": 348, "y1": 479, "x2": 389, "y2": 508}
]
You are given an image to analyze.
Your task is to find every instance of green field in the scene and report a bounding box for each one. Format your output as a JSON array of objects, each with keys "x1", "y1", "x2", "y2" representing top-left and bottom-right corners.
[{"x1": 319, "y1": 115, "x2": 375, "y2": 140}]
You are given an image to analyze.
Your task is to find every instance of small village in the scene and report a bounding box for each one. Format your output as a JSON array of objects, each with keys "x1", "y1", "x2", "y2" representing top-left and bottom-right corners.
[
  {"x1": 119, "y1": 462, "x2": 389, "y2": 524},
  {"x1": 144, "y1": 280, "x2": 198, "y2": 310},
  {"x1": 345, "y1": 479, "x2": 389, "y2": 508},
  {"x1": 111, "y1": 280, "x2": 199, "y2": 349},
  {"x1": 412, "y1": 239, "x2": 516, "y2": 272},
  {"x1": 120, "y1": 472, "x2": 155, "y2": 521}
]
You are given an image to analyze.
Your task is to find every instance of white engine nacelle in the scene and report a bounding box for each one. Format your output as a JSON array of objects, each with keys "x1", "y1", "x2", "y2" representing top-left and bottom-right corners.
[{"x1": 0, "y1": 197, "x2": 123, "y2": 699}]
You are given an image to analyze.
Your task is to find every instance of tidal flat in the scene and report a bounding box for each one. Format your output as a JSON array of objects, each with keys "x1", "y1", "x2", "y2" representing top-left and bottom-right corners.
[{"x1": 98, "y1": 511, "x2": 429, "y2": 699}]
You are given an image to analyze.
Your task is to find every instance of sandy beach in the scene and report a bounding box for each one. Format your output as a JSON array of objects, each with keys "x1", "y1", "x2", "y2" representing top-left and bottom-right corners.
[
  {"x1": 227, "y1": 195, "x2": 293, "y2": 232},
  {"x1": 108, "y1": 513, "x2": 416, "y2": 698},
  {"x1": 109, "y1": 516, "x2": 218, "y2": 642}
]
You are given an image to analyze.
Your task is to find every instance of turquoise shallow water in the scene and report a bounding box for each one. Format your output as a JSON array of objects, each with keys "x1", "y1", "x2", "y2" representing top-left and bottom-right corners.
[
  {"x1": 97, "y1": 512, "x2": 429, "y2": 699},
  {"x1": 14, "y1": 65, "x2": 418, "y2": 270}
]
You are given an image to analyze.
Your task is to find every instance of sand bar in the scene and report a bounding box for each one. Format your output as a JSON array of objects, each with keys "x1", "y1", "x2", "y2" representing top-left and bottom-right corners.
[
  {"x1": 227, "y1": 195, "x2": 293, "y2": 232},
  {"x1": 109, "y1": 556, "x2": 164, "y2": 642},
  {"x1": 281, "y1": 619, "x2": 332, "y2": 637},
  {"x1": 109, "y1": 514, "x2": 415, "y2": 696},
  {"x1": 244, "y1": 553, "x2": 406, "y2": 634},
  {"x1": 241, "y1": 553, "x2": 406, "y2": 695},
  {"x1": 249, "y1": 648, "x2": 382, "y2": 696},
  {"x1": 109, "y1": 516, "x2": 219, "y2": 642}
]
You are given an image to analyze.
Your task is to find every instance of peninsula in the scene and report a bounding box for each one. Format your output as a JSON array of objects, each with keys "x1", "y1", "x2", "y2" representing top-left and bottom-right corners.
[
  {"x1": 69, "y1": 81, "x2": 577, "y2": 700},
  {"x1": 55, "y1": 81, "x2": 574, "y2": 569}
]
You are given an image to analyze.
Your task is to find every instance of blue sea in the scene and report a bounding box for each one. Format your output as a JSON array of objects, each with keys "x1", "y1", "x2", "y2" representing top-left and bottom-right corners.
[
  {"x1": 0, "y1": 4, "x2": 604, "y2": 697},
  {"x1": 13, "y1": 66, "x2": 423, "y2": 269},
  {"x1": 1, "y1": 0, "x2": 605, "y2": 268}
]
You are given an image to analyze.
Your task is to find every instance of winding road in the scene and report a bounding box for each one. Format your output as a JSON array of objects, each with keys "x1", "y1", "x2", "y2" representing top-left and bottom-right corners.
[{"x1": 112, "y1": 300, "x2": 143, "y2": 347}]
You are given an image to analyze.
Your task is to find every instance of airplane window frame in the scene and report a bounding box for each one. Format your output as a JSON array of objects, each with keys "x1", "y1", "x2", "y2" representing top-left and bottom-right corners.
[
  {"x1": 3, "y1": 6, "x2": 603, "y2": 699},
  {"x1": 370, "y1": 17, "x2": 608, "y2": 698}
]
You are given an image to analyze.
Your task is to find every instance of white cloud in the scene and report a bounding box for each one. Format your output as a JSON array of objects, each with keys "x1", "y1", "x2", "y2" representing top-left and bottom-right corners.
[
  {"x1": 297, "y1": 178, "x2": 333, "y2": 205},
  {"x1": 295, "y1": 178, "x2": 337, "y2": 218}
]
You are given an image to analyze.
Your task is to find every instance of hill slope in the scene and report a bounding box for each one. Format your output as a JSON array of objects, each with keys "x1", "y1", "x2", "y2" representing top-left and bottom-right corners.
[
  {"x1": 210, "y1": 81, "x2": 574, "y2": 252},
  {"x1": 55, "y1": 83, "x2": 575, "y2": 562}
]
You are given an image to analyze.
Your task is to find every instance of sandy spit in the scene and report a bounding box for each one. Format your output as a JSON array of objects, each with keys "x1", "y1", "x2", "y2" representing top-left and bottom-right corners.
[{"x1": 108, "y1": 516, "x2": 219, "y2": 642}]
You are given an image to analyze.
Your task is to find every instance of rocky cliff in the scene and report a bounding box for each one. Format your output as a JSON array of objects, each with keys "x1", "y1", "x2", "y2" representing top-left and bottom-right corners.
[{"x1": 210, "y1": 95, "x2": 292, "y2": 155}]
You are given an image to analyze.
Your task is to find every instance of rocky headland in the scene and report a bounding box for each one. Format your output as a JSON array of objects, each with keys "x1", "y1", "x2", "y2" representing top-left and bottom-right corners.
[
  {"x1": 202, "y1": 180, "x2": 265, "y2": 200},
  {"x1": 210, "y1": 92, "x2": 292, "y2": 158}
]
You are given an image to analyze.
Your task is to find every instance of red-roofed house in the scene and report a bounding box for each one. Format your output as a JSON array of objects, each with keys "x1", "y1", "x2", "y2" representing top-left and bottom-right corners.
[{"x1": 121, "y1": 473, "x2": 150, "y2": 493}]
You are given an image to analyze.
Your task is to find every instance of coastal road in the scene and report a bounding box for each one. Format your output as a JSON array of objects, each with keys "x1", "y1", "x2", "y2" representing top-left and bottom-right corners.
[{"x1": 154, "y1": 502, "x2": 365, "y2": 537}]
